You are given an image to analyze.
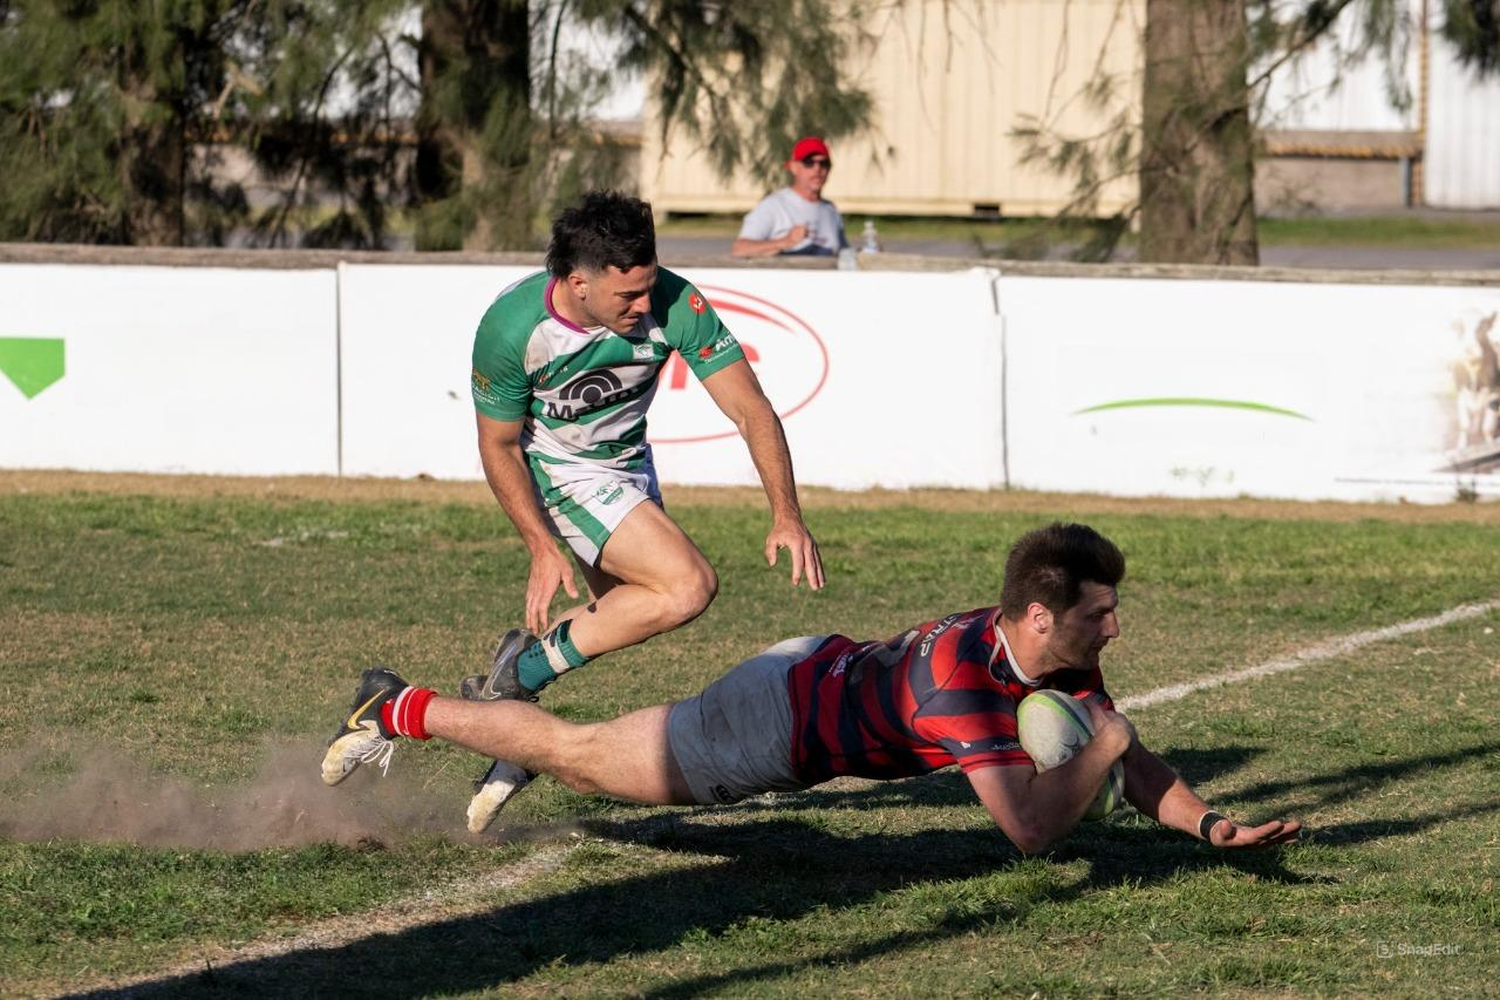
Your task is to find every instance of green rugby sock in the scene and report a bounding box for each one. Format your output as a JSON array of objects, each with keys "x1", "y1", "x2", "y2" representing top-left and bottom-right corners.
[{"x1": 517, "y1": 619, "x2": 591, "y2": 692}]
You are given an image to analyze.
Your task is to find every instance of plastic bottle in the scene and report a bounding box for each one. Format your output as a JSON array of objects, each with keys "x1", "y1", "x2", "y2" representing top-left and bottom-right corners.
[{"x1": 861, "y1": 218, "x2": 880, "y2": 253}]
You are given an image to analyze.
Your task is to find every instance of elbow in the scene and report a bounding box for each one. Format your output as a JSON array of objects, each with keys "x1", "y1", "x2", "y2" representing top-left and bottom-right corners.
[
  {"x1": 1001, "y1": 819, "x2": 1057, "y2": 856},
  {"x1": 1011, "y1": 831, "x2": 1056, "y2": 857}
]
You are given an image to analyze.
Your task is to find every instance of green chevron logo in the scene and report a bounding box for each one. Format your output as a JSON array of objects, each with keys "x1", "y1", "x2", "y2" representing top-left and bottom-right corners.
[
  {"x1": 0, "y1": 338, "x2": 65, "y2": 399},
  {"x1": 1073, "y1": 397, "x2": 1312, "y2": 421}
]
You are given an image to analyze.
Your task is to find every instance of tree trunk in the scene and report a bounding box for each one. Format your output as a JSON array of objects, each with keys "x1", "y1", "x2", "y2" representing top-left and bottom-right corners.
[
  {"x1": 416, "y1": 0, "x2": 532, "y2": 251},
  {"x1": 118, "y1": 73, "x2": 186, "y2": 246},
  {"x1": 1139, "y1": 0, "x2": 1259, "y2": 265}
]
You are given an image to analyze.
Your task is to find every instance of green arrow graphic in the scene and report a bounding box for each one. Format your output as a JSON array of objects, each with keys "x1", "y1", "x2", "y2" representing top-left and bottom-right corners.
[{"x1": 0, "y1": 338, "x2": 66, "y2": 399}]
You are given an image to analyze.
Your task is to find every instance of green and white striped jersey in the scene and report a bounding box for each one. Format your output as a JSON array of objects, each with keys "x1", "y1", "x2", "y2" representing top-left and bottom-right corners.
[{"x1": 471, "y1": 268, "x2": 743, "y2": 486}]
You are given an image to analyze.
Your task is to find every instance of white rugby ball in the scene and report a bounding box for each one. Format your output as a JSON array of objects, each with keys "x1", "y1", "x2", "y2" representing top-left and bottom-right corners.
[{"x1": 1016, "y1": 689, "x2": 1124, "y2": 820}]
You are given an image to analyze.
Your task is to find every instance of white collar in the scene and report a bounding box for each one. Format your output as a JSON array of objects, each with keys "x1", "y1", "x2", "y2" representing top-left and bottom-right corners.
[{"x1": 993, "y1": 613, "x2": 1043, "y2": 687}]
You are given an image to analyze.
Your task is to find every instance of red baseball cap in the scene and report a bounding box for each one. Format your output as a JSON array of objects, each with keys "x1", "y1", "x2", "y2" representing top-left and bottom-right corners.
[{"x1": 790, "y1": 136, "x2": 830, "y2": 161}]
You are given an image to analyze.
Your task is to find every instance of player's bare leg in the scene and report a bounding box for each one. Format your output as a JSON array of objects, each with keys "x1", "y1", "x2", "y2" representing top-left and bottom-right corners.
[
  {"x1": 465, "y1": 504, "x2": 716, "y2": 830},
  {"x1": 322, "y1": 668, "x2": 694, "y2": 805},
  {"x1": 546, "y1": 500, "x2": 718, "y2": 667},
  {"x1": 500, "y1": 501, "x2": 716, "y2": 696},
  {"x1": 428, "y1": 699, "x2": 695, "y2": 805}
]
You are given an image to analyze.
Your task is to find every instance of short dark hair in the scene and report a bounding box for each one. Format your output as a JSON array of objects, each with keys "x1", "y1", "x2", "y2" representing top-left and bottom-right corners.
[
  {"x1": 1000, "y1": 523, "x2": 1125, "y2": 618},
  {"x1": 545, "y1": 191, "x2": 657, "y2": 278}
]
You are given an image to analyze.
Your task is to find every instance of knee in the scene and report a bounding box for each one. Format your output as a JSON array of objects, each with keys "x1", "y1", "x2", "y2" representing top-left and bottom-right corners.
[
  {"x1": 658, "y1": 561, "x2": 717, "y2": 628},
  {"x1": 550, "y1": 727, "x2": 607, "y2": 795},
  {"x1": 554, "y1": 767, "x2": 603, "y2": 796}
]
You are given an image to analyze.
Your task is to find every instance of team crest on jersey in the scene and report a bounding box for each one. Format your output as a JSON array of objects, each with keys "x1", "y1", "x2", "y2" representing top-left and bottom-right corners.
[
  {"x1": 633, "y1": 342, "x2": 654, "y2": 360},
  {"x1": 593, "y1": 481, "x2": 625, "y2": 505},
  {"x1": 688, "y1": 291, "x2": 705, "y2": 314}
]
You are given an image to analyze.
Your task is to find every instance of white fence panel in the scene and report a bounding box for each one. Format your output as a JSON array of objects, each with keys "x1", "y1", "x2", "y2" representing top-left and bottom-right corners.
[
  {"x1": 0, "y1": 264, "x2": 338, "y2": 475},
  {"x1": 337, "y1": 264, "x2": 1005, "y2": 489},
  {"x1": 1000, "y1": 276, "x2": 1500, "y2": 502},
  {"x1": 651, "y1": 268, "x2": 1005, "y2": 489},
  {"x1": 338, "y1": 264, "x2": 535, "y2": 480}
]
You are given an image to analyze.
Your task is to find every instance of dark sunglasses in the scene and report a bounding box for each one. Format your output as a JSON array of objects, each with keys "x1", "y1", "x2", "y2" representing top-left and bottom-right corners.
[{"x1": 800, "y1": 156, "x2": 832, "y2": 168}]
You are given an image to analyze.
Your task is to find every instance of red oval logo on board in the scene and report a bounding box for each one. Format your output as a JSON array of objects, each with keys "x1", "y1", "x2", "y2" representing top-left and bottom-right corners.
[{"x1": 651, "y1": 284, "x2": 830, "y2": 445}]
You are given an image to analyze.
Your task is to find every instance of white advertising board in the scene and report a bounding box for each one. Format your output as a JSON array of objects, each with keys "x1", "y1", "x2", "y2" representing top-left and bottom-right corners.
[
  {"x1": 0, "y1": 264, "x2": 338, "y2": 475},
  {"x1": 650, "y1": 268, "x2": 1004, "y2": 489},
  {"x1": 338, "y1": 264, "x2": 1006, "y2": 489},
  {"x1": 999, "y1": 276, "x2": 1500, "y2": 502},
  {"x1": 338, "y1": 263, "x2": 535, "y2": 480}
]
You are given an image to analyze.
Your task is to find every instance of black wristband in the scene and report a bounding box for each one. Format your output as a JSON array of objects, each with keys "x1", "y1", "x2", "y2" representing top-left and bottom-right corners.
[{"x1": 1198, "y1": 810, "x2": 1226, "y2": 841}]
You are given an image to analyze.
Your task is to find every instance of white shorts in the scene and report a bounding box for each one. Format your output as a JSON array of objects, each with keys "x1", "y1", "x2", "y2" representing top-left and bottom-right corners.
[{"x1": 532, "y1": 463, "x2": 662, "y2": 566}]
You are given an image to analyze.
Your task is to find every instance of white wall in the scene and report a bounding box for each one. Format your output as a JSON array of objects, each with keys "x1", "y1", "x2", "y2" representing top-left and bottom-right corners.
[
  {"x1": 0, "y1": 264, "x2": 338, "y2": 475},
  {"x1": 339, "y1": 263, "x2": 533, "y2": 480},
  {"x1": 1000, "y1": 275, "x2": 1500, "y2": 502},
  {"x1": 648, "y1": 268, "x2": 1004, "y2": 489},
  {"x1": 1259, "y1": 0, "x2": 1420, "y2": 132},
  {"x1": 337, "y1": 264, "x2": 1005, "y2": 488},
  {"x1": 1425, "y1": 39, "x2": 1500, "y2": 208},
  {"x1": 3, "y1": 259, "x2": 1496, "y2": 503}
]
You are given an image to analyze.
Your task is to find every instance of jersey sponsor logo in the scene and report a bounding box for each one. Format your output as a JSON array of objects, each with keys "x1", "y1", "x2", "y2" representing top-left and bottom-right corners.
[
  {"x1": 592, "y1": 481, "x2": 625, "y2": 505},
  {"x1": 471, "y1": 367, "x2": 492, "y2": 393},
  {"x1": 545, "y1": 371, "x2": 631, "y2": 419},
  {"x1": 918, "y1": 613, "x2": 965, "y2": 657},
  {"x1": 652, "y1": 285, "x2": 830, "y2": 445},
  {"x1": 689, "y1": 291, "x2": 706, "y2": 313},
  {"x1": 698, "y1": 334, "x2": 736, "y2": 360}
]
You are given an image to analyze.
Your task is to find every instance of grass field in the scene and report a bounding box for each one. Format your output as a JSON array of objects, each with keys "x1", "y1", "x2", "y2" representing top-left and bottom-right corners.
[{"x1": 1, "y1": 472, "x2": 1497, "y2": 996}]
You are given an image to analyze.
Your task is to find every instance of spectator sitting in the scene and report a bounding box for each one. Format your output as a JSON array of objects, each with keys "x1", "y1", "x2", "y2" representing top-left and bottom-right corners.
[{"x1": 731, "y1": 137, "x2": 848, "y2": 258}]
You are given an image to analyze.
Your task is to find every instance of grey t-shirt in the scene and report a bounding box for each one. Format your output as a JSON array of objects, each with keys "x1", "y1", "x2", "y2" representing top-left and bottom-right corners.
[{"x1": 738, "y1": 188, "x2": 847, "y2": 256}]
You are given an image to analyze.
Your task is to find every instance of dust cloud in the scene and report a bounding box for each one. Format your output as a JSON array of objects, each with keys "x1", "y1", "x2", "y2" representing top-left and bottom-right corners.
[{"x1": 0, "y1": 739, "x2": 474, "y2": 851}]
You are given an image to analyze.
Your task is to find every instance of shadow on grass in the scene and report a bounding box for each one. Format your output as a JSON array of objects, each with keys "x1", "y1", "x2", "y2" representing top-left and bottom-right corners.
[
  {"x1": 69, "y1": 744, "x2": 1494, "y2": 998},
  {"x1": 1218, "y1": 740, "x2": 1500, "y2": 820},
  {"x1": 73, "y1": 817, "x2": 1300, "y2": 998}
]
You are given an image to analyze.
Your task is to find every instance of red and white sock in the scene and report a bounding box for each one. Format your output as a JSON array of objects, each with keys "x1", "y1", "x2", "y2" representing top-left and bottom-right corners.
[{"x1": 381, "y1": 687, "x2": 437, "y2": 740}]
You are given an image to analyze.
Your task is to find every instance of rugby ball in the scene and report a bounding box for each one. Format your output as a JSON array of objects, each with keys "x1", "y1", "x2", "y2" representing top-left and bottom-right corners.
[{"x1": 1016, "y1": 690, "x2": 1124, "y2": 820}]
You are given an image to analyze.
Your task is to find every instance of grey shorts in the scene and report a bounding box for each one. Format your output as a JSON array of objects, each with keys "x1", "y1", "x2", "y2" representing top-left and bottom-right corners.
[{"x1": 667, "y1": 636, "x2": 829, "y2": 805}]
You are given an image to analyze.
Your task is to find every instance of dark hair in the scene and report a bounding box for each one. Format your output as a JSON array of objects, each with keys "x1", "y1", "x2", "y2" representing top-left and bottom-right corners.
[
  {"x1": 1000, "y1": 523, "x2": 1125, "y2": 617},
  {"x1": 545, "y1": 191, "x2": 657, "y2": 278}
]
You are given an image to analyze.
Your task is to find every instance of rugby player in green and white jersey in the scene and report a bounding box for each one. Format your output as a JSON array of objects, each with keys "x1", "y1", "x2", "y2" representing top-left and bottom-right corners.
[{"x1": 461, "y1": 191, "x2": 824, "y2": 831}]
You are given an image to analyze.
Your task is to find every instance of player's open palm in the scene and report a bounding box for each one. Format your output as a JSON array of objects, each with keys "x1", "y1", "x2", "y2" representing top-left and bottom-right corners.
[
  {"x1": 526, "y1": 545, "x2": 579, "y2": 633},
  {"x1": 765, "y1": 519, "x2": 825, "y2": 590},
  {"x1": 1209, "y1": 817, "x2": 1302, "y2": 849}
]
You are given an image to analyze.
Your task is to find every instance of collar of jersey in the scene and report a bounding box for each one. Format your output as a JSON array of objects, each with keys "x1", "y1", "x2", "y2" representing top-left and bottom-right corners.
[
  {"x1": 991, "y1": 611, "x2": 1042, "y2": 688},
  {"x1": 544, "y1": 276, "x2": 607, "y2": 335}
]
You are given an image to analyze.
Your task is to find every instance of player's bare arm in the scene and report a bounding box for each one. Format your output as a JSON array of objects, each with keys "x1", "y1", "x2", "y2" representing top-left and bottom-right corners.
[
  {"x1": 967, "y1": 712, "x2": 1134, "y2": 854},
  {"x1": 730, "y1": 225, "x2": 808, "y2": 259},
  {"x1": 1120, "y1": 734, "x2": 1301, "y2": 849},
  {"x1": 476, "y1": 411, "x2": 579, "y2": 633},
  {"x1": 701, "y1": 358, "x2": 825, "y2": 590}
]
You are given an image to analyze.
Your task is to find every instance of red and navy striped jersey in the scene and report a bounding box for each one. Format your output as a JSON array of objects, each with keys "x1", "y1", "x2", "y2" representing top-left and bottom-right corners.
[{"x1": 786, "y1": 606, "x2": 1113, "y2": 784}]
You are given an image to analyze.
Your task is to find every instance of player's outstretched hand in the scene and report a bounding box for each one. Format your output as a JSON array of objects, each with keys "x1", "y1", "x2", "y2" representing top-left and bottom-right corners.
[
  {"x1": 526, "y1": 545, "x2": 579, "y2": 634},
  {"x1": 1207, "y1": 816, "x2": 1302, "y2": 849},
  {"x1": 765, "y1": 519, "x2": 825, "y2": 590}
]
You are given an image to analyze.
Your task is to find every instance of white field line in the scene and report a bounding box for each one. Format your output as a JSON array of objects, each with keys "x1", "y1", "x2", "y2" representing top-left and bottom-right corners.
[
  {"x1": 62, "y1": 844, "x2": 578, "y2": 998},
  {"x1": 1116, "y1": 598, "x2": 1500, "y2": 712}
]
